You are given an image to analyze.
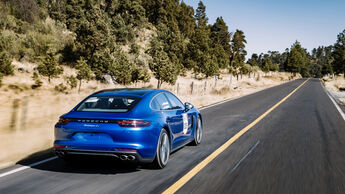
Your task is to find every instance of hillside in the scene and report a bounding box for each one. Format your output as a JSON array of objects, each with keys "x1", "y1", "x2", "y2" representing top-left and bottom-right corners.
[{"x1": 0, "y1": 0, "x2": 257, "y2": 88}]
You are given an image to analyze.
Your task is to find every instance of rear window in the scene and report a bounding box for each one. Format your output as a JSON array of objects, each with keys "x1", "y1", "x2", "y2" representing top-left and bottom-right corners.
[{"x1": 75, "y1": 96, "x2": 141, "y2": 113}]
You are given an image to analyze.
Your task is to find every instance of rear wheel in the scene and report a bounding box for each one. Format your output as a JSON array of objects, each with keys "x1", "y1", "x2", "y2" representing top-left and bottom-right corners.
[
  {"x1": 191, "y1": 116, "x2": 202, "y2": 145},
  {"x1": 153, "y1": 128, "x2": 170, "y2": 169}
]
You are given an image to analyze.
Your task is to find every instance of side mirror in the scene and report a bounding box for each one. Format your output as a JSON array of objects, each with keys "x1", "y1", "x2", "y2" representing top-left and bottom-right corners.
[{"x1": 184, "y1": 102, "x2": 194, "y2": 112}]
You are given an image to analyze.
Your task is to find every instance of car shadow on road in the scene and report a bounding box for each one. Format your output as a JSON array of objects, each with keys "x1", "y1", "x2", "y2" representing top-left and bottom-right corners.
[{"x1": 15, "y1": 148, "x2": 146, "y2": 175}]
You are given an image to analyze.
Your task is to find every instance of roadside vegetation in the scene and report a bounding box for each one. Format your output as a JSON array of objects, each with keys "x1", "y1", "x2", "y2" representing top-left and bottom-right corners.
[
  {"x1": 1, "y1": 0, "x2": 344, "y2": 91},
  {"x1": 248, "y1": 31, "x2": 345, "y2": 78}
]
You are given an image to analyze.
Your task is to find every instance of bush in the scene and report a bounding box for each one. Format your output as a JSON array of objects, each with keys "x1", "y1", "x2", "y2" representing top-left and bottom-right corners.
[
  {"x1": 8, "y1": 83, "x2": 30, "y2": 92},
  {"x1": 130, "y1": 43, "x2": 140, "y2": 56},
  {"x1": 54, "y1": 83, "x2": 67, "y2": 93},
  {"x1": 211, "y1": 86, "x2": 230, "y2": 95},
  {"x1": 0, "y1": 51, "x2": 14, "y2": 76},
  {"x1": 67, "y1": 75, "x2": 77, "y2": 89},
  {"x1": 131, "y1": 66, "x2": 151, "y2": 83},
  {"x1": 37, "y1": 52, "x2": 63, "y2": 82},
  {"x1": 31, "y1": 72, "x2": 43, "y2": 89}
]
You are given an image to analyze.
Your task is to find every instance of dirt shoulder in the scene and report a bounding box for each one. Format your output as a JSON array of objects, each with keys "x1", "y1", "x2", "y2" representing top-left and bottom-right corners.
[{"x1": 323, "y1": 75, "x2": 345, "y2": 113}]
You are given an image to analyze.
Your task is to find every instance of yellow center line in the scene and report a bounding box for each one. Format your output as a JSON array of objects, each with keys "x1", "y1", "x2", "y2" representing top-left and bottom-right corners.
[{"x1": 163, "y1": 78, "x2": 309, "y2": 194}]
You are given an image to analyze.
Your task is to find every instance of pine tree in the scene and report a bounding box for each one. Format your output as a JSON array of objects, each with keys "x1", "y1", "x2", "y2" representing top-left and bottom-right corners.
[
  {"x1": 309, "y1": 46, "x2": 333, "y2": 77},
  {"x1": 262, "y1": 54, "x2": 273, "y2": 73},
  {"x1": 211, "y1": 17, "x2": 231, "y2": 53},
  {"x1": 148, "y1": 38, "x2": 178, "y2": 89},
  {"x1": 0, "y1": 51, "x2": 14, "y2": 76},
  {"x1": 76, "y1": 57, "x2": 93, "y2": 93},
  {"x1": 286, "y1": 41, "x2": 309, "y2": 77},
  {"x1": 109, "y1": 50, "x2": 134, "y2": 85},
  {"x1": 332, "y1": 29, "x2": 345, "y2": 77},
  {"x1": 248, "y1": 54, "x2": 259, "y2": 67},
  {"x1": 230, "y1": 30, "x2": 247, "y2": 76},
  {"x1": 177, "y1": 2, "x2": 196, "y2": 39},
  {"x1": 37, "y1": 52, "x2": 63, "y2": 82},
  {"x1": 186, "y1": 1, "x2": 219, "y2": 78},
  {"x1": 211, "y1": 17, "x2": 231, "y2": 69},
  {"x1": 117, "y1": 0, "x2": 146, "y2": 27},
  {"x1": 131, "y1": 66, "x2": 150, "y2": 83},
  {"x1": 69, "y1": 1, "x2": 115, "y2": 77}
]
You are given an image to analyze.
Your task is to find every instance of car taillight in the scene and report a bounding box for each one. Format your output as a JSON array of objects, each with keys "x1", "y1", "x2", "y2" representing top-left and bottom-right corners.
[
  {"x1": 56, "y1": 118, "x2": 71, "y2": 125},
  {"x1": 117, "y1": 120, "x2": 151, "y2": 127},
  {"x1": 54, "y1": 144, "x2": 67, "y2": 148}
]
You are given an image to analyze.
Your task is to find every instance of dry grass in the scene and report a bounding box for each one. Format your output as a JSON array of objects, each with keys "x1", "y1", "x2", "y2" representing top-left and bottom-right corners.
[
  {"x1": 323, "y1": 75, "x2": 345, "y2": 92},
  {"x1": 0, "y1": 61, "x2": 299, "y2": 167}
]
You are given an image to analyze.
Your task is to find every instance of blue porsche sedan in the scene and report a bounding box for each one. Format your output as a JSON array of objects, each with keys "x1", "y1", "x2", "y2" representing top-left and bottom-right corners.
[{"x1": 54, "y1": 89, "x2": 203, "y2": 168}]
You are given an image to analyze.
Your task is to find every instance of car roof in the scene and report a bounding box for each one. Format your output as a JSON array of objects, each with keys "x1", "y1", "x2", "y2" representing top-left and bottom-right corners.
[{"x1": 92, "y1": 88, "x2": 165, "y2": 97}]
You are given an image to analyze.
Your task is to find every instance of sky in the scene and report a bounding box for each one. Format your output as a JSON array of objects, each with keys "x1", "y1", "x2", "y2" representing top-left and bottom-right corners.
[{"x1": 184, "y1": 0, "x2": 345, "y2": 58}]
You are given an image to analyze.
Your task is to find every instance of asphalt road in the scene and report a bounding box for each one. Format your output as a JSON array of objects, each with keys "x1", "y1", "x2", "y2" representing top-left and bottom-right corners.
[{"x1": 1, "y1": 78, "x2": 345, "y2": 194}]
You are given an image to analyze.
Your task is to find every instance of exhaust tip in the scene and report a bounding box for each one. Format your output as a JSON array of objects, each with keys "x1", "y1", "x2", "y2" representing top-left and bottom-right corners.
[
  {"x1": 128, "y1": 155, "x2": 136, "y2": 161},
  {"x1": 120, "y1": 155, "x2": 128, "y2": 160}
]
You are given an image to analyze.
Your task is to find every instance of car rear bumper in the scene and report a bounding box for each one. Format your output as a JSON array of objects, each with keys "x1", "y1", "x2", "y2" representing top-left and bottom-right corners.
[
  {"x1": 54, "y1": 122, "x2": 162, "y2": 161},
  {"x1": 54, "y1": 147, "x2": 154, "y2": 163}
]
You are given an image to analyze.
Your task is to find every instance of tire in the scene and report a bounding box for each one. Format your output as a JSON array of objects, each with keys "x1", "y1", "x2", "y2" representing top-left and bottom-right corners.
[
  {"x1": 191, "y1": 116, "x2": 203, "y2": 146},
  {"x1": 153, "y1": 128, "x2": 170, "y2": 169}
]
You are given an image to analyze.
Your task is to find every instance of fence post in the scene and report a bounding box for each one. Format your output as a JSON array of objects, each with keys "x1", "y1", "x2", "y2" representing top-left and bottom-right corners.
[
  {"x1": 204, "y1": 81, "x2": 207, "y2": 94},
  {"x1": 21, "y1": 96, "x2": 29, "y2": 130},
  {"x1": 10, "y1": 99, "x2": 20, "y2": 132},
  {"x1": 229, "y1": 74, "x2": 232, "y2": 88},
  {"x1": 177, "y1": 83, "x2": 180, "y2": 95},
  {"x1": 191, "y1": 81, "x2": 194, "y2": 95}
]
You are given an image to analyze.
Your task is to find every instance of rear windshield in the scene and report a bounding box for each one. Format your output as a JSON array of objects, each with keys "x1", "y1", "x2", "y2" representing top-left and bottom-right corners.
[{"x1": 75, "y1": 96, "x2": 141, "y2": 113}]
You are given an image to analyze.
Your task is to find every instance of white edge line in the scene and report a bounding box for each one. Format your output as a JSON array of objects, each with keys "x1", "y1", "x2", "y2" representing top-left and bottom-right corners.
[
  {"x1": 0, "y1": 79, "x2": 299, "y2": 178},
  {"x1": 230, "y1": 140, "x2": 260, "y2": 173},
  {"x1": 320, "y1": 81, "x2": 345, "y2": 121},
  {"x1": 0, "y1": 156, "x2": 58, "y2": 178}
]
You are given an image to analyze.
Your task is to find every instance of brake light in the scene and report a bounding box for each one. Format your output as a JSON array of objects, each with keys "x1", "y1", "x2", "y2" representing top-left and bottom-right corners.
[
  {"x1": 56, "y1": 118, "x2": 71, "y2": 125},
  {"x1": 117, "y1": 120, "x2": 151, "y2": 127},
  {"x1": 54, "y1": 144, "x2": 67, "y2": 148}
]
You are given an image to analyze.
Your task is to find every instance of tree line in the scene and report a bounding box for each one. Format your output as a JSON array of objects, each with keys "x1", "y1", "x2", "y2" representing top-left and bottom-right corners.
[
  {"x1": 1, "y1": 0, "x2": 344, "y2": 91},
  {"x1": 0, "y1": 0, "x2": 251, "y2": 89},
  {"x1": 247, "y1": 30, "x2": 345, "y2": 78}
]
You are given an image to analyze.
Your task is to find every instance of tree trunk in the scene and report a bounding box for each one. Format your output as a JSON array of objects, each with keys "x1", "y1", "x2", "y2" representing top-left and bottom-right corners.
[
  {"x1": 78, "y1": 80, "x2": 82, "y2": 93},
  {"x1": 157, "y1": 79, "x2": 161, "y2": 89},
  {"x1": 237, "y1": 74, "x2": 239, "y2": 81}
]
